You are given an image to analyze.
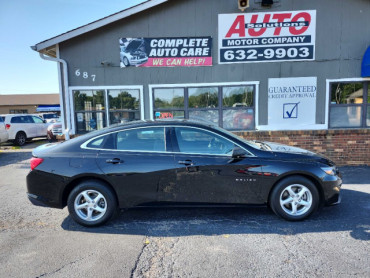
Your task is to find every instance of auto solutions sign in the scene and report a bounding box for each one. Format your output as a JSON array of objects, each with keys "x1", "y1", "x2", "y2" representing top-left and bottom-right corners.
[
  {"x1": 119, "y1": 37, "x2": 212, "y2": 68},
  {"x1": 218, "y1": 10, "x2": 316, "y2": 64}
]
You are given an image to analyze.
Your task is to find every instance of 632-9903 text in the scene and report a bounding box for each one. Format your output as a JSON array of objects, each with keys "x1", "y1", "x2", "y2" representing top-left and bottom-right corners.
[{"x1": 220, "y1": 45, "x2": 314, "y2": 63}]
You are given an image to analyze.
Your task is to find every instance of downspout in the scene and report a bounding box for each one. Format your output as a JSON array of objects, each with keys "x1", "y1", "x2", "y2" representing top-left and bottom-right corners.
[{"x1": 38, "y1": 48, "x2": 71, "y2": 140}]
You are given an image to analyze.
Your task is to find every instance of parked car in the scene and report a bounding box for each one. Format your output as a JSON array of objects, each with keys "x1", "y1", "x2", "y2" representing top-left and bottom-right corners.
[
  {"x1": 2, "y1": 114, "x2": 49, "y2": 146},
  {"x1": 47, "y1": 120, "x2": 63, "y2": 142},
  {"x1": 0, "y1": 116, "x2": 9, "y2": 143},
  {"x1": 27, "y1": 120, "x2": 342, "y2": 227},
  {"x1": 36, "y1": 113, "x2": 59, "y2": 123}
]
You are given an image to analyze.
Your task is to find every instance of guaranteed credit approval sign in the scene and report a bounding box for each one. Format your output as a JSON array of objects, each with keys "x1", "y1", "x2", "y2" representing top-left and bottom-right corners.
[{"x1": 218, "y1": 10, "x2": 316, "y2": 64}]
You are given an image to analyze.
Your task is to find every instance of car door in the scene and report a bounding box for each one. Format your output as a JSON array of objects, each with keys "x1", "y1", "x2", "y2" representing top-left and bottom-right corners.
[
  {"x1": 32, "y1": 116, "x2": 47, "y2": 137},
  {"x1": 10, "y1": 116, "x2": 36, "y2": 138},
  {"x1": 162, "y1": 126, "x2": 264, "y2": 204},
  {"x1": 94, "y1": 126, "x2": 177, "y2": 207}
]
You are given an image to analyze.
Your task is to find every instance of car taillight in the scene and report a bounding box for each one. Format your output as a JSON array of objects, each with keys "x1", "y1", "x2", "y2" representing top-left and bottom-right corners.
[
  {"x1": 5, "y1": 124, "x2": 10, "y2": 130},
  {"x1": 30, "y1": 157, "x2": 44, "y2": 171}
]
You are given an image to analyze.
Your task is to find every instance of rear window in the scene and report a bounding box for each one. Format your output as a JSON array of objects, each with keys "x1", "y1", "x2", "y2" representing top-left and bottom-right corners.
[{"x1": 0, "y1": 117, "x2": 3, "y2": 123}]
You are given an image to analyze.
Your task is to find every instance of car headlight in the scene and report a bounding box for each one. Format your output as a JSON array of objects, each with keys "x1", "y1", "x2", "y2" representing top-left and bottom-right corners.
[{"x1": 321, "y1": 166, "x2": 335, "y2": 176}]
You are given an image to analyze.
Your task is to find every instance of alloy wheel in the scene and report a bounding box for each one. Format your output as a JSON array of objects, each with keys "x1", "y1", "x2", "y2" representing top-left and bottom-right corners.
[
  {"x1": 279, "y1": 184, "x2": 313, "y2": 216},
  {"x1": 74, "y1": 190, "x2": 107, "y2": 221}
]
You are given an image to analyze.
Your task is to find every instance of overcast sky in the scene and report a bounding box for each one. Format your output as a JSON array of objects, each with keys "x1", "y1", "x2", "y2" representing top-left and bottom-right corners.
[{"x1": 0, "y1": 0, "x2": 146, "y2": 95}]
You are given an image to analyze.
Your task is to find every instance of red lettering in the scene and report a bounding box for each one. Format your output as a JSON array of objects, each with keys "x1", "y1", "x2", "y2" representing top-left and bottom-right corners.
[
  {"x1": 225, "y1": 15, "x2": 245, "y2": 38},
  {"x1": 272, "y1": 13, "x2": 292, "y2": 35},
  {"x1": 248, "y1": 14, "x2": 271, "y2": 37},
  {"x1": 289, "y1": 12, "x2": 311, "y2": 35}
]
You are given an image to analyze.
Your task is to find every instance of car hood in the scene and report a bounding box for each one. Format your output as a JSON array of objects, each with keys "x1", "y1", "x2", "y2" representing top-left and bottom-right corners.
[{"x1": 258, "y1": 141, "x2": 335, "y2": 166}]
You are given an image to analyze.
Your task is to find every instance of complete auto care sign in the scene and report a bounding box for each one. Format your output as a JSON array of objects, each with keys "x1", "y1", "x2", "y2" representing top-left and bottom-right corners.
[
  {"x1": 119, "y1": 37, "x2": 212, "y2": 68},
  {"x1": 218, "y1": 10, "x2": 316, "y2": 64}
]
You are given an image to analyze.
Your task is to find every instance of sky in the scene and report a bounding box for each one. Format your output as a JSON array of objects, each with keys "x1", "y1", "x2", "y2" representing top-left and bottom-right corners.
[{"x1": 0, "y1": 0, "x2": 146, "y2": 95}]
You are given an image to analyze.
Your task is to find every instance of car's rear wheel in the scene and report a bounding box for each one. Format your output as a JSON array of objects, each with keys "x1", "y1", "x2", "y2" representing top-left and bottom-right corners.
[
  {"x1": 269, "y1": 176, "x2": 319, "y2": 221},
  {"x1": 15, "y1": 131, "x2": 27, "y2": 146},
  {"x1": 67, "y1": 180, "x2": 118, "y2": 227}
]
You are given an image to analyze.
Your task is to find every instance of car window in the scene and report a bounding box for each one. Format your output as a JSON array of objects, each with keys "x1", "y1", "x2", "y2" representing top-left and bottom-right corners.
[
  {"x1": 0, "y1": 117, "x2": 3, "y2": 123},
  {"x1": 32, "y1": 116, "x2": 44, "y2": 123},
  {"x1": 174, "y1": 127, "x2": 234, "y2": 155},
  {"x1": 86, "y1": 134, "x2": 115, "y2": 149},
  {"x1": 10, "y1": 116, "x2": 31, "y2": 123},
  {"x1": 116, "y1": 127, "x2": 165, "y2": 152}
]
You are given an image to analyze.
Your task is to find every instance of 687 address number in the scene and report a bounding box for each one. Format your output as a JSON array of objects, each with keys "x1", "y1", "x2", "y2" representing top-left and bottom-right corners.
[{"x1": 220, "y1": 45, "x2": 314, "y2": 63}]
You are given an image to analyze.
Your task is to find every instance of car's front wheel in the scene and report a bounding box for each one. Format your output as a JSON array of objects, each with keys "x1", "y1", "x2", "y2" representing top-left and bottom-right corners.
[
  {"x1": 269, "y1": 176, "x2": 319, "y2": 221},
  {"x1": 67, "y1": 180, "x2": 118, "y2": 227},
  {"x1": 123, "y1": 56, "x2": 130, "y2": 67}
]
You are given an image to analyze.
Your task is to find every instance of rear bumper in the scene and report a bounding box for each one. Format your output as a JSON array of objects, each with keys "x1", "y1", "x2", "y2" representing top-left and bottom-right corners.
[
  {"x1": 27, "y1": 193, "x2": 51, "y2": 207},
  {"x1": 27, "y1": 170, "x2": 65, "y2": 209}
]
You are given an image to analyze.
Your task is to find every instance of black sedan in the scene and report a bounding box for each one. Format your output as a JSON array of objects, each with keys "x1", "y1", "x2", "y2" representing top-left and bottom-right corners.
[{"x1": 27, "y1": 120, "x2": 342, "y2": 227}]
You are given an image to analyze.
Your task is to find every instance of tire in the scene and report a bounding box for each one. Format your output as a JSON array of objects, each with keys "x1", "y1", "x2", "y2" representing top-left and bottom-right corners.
[
  {"x1": 67, "y1": 180, "x2": 118, "y2": 227},
  {"x1": 269, "y1": 176, "x2": 319, "y2": 221},
  {"x1": 123, "y1": 56, "x2": 130, "y2": 67},
  {"x1": 15, "y1": 132, "x2": 27, "y2": 146}
]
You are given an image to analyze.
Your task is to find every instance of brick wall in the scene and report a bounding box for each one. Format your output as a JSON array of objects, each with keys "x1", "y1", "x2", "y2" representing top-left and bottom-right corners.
[{"x1": 234, "y1": 129, "x2": 370, "y2": 166}]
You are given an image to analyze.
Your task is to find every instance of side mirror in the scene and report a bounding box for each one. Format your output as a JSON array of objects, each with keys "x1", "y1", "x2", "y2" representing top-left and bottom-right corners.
[
  {"x1": 232, "y1": 146, "x2": 247, "y2": 159},
  {"x1": 43, "y1": 120, "x2": 47, "y2": 123}
]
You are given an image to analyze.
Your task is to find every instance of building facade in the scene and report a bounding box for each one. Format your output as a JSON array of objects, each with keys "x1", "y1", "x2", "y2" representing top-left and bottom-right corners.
[
  {"x1": 32, "y1": 0, "x2": 370, "y2": 165},
  {"x1": 0, "y1": 94, "x2": 60, "y2": 114}
]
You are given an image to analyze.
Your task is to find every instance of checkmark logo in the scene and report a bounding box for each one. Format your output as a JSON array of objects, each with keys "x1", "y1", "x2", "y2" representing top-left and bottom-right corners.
[{"x1": 283, "y1": 102, "x2": 300, "y2": 119}]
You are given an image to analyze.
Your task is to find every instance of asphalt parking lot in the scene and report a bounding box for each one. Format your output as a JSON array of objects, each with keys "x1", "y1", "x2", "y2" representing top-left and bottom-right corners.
[{"x1": 0, "y1": 140, "x2": 369, "y2": 278}]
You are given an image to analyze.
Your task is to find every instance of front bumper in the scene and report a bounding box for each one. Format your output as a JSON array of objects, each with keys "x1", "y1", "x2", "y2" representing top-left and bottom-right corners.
[{"x1": 322, "y1": 174, "x2": 342, "y2": 206}]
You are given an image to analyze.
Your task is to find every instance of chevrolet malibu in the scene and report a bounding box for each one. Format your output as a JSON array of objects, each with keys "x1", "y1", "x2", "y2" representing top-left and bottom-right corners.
[{"x1": 27, "y1": 120, "x2": 342, "y2": 227}]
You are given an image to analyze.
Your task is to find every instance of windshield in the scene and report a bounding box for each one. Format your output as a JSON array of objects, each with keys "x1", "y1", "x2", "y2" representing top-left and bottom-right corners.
[
  {"x1": 44, "y1": 114, "x2": 58, "y2": 119},
  {"x1": 212, "y1": 126, "x2": 262, "y2": 149}
]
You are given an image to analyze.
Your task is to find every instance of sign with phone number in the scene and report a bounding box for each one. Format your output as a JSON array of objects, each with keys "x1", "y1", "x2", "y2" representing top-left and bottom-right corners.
[
  {"x1": 219, "y1": 10, "x2": 316, "y2": 64},
  {"x1": 220, "y1": 45, "x2": 313, "y2": 63}
]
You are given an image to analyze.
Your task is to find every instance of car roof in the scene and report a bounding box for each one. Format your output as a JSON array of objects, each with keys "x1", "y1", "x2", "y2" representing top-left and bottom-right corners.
[{"x1": 109, "y1": 119, "x2": 218, "y2": 129}]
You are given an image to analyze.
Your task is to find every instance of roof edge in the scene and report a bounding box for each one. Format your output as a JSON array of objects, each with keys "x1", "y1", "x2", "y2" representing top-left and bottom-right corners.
[{"x1": 32, "y1": 0, "x2": 168, "y2": 52}]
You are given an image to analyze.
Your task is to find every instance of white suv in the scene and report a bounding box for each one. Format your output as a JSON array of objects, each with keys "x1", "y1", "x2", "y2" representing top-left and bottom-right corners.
[
  {"x1": 2, "y1": 114, "x2": 49, "y2": 146},
  {"x1": 0, "y1": 116, "x2": 9, "y2": 143}
]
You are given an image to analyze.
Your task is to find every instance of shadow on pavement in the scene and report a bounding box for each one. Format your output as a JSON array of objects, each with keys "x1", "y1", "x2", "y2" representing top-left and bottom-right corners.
[
  {"x1": 0, "y1": 139, "x2": 48, "y2": 167},
  {"x1": 61, "y1": 189, "x2": 370, "y2": 240}
]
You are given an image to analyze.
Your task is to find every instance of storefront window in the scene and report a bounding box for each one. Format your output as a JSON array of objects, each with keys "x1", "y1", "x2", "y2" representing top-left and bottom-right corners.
[
  {"x1": 329, "y1": 81, "x2": 369, "y2": 128},
  {"x1": 151, "y1": 84, "x2": 256, "y2": 130},
  {"x1": 188, "y1": 87, "x2": 218, "y2": 108},
  {"x1": 108, "y1": 89, "x2": 140, "y2": 124},
  {"x1": 74, "y1": 90, "x2": 105, "y2": 111},
  {"x1": 154, "y1": 88, "x2": 184, "y2": 109},
  {"x1": 223, "y1": 109, "x2": 254, "y2": 130},
  {"x1": 153, "y1": 88, "x2": 185, "y2": 119},
  {"x1": 189, "y1": 110, "x2": 219, "y2": 125},
  {"x1": 223, "y1": 86, "x2": 254, "y2": 107},
  {"x1": 73, "y1": 87, "x2": 142, "y2": 134}
]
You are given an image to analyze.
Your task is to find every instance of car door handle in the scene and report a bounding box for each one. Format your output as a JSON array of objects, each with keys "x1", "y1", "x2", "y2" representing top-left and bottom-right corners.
[
  {"x1": 106, "y1": 158, "x2": 123, "y2": 164},
  {"x1": 178, "y1": 160, "x2": 195, "y2": 166}
]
